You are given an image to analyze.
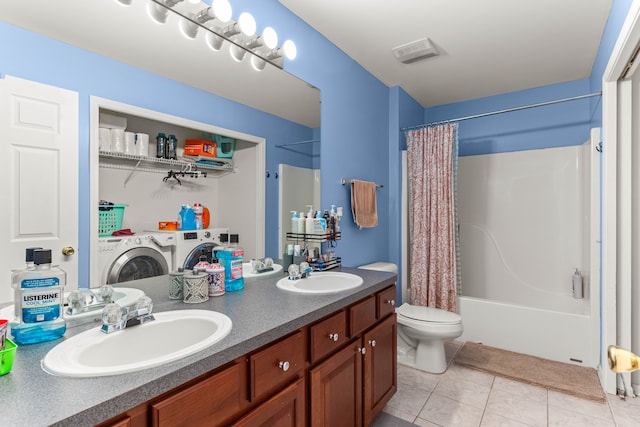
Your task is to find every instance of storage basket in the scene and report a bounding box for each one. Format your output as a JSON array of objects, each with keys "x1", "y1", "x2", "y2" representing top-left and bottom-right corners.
[
  {"x1": 98, "y1": 204, "x2": 128, "y2": 237},
  {"x1": 0, "y1": 338, "x2": 17, "y2": 376},
  {"x1": 214, "y1": 135, "x2": 235, "y2": 158}
]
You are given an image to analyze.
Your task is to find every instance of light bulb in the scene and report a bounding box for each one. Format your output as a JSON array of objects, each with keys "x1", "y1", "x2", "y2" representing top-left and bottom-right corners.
[
  {"x1": 196, "y1": 0, "x2": 232, "y2": 24},
  {"x1": 187, "y1": 0, "x2": 200, "y2": 4},
  {"x1": 212, "y1": 0, "x2": 232, "y2": 23},
  {"x1": 238, "y1": 12, "x2": 256, "y2": 37},
  {"x1": 262, "y1": 27, "x2": 278, "y2": 49},
  {"x1": 282, "y1": 40, "x2": 297, "y2": 60}
]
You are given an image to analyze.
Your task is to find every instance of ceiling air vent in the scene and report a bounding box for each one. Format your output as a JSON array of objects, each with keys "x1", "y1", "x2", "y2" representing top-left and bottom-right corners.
[{"x1": 392, "y1": 38, "x2": 439, "y2": 64}]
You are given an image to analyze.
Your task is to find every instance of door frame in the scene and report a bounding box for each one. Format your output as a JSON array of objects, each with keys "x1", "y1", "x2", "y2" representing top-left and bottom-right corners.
[{"x1": 601, "y1": 0, "x2": 640, "y2": 395}]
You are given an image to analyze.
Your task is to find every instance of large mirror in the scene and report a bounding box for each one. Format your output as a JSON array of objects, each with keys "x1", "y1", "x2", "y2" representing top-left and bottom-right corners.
[{"x1": 1, "y1": 0, "x2": 320, "y2": 292}]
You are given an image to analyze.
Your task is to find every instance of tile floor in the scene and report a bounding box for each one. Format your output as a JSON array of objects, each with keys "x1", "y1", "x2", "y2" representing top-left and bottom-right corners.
[{"x1": 372, "y1": 341, "x2": 640, "y2": 427}]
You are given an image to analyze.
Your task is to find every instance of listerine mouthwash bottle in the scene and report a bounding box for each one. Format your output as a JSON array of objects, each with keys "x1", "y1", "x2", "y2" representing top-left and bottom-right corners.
[
  {"x1": 10, "y1": 249, "x2": 67, "y2": 344},
  {"x1": 218, "y1": 234, "x2": 244, "y2": 291}
]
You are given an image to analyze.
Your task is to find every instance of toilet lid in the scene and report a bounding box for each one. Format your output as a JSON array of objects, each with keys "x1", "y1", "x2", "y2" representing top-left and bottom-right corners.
[{"x1": 396, "y1": 303, "x2": 461, "y2": 324}]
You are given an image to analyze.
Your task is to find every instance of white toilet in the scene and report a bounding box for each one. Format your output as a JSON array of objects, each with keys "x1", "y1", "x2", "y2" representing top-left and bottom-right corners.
[{"x1": 359, "y1": 262, "x2": 463, "y2": 374}]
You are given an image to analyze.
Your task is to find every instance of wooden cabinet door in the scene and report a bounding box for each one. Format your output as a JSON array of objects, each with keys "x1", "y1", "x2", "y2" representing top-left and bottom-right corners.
[
  {"x1": 309, "y1": 341, "x2": 363, "y2": 427},
  {"x1": 376, "y1": 286, "x2": 397, "y2": 319},
  {"x1": 362, "y1": 315, "x2": 397, "y2": 427},
  {"x1": 150, "y1": 362, "x2": 245, "y2": 427},
  {"x1": 231, "y1": 377, "x2": 305, "y2": 427}
]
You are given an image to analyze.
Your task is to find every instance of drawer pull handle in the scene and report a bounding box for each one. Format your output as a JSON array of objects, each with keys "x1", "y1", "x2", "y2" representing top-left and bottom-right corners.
[
  {"x1": 358, "y1": 347, "x2": 366, "y2": 355},
  {"x1": 278, "y1": 361, "x2": 290, "y2": 372},
  {"x1": 329, "y1": 333, "x2": 339, "y2": 342},
  {"x1": 387, "y1": 299, "x2": 395, "y2": 306},
  {"x1": 369, "y1": 339, "x2": 377, "y2": 348}
]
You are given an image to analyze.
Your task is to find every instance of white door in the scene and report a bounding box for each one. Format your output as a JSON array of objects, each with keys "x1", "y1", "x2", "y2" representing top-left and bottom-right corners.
[{"x1": 0, "y1": 75, "x2": 79, "y2": 303}]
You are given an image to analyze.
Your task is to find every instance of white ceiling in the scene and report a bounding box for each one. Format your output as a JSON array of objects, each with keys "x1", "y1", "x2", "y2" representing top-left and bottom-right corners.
[{"x1": 279, "y1": 0, "x2": 614, "y2": 108}]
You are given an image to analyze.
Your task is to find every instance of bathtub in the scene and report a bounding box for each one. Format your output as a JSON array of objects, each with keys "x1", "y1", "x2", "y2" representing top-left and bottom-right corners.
[{"x1": 458, "y1": 295, "x2": 594, "y2": 366}]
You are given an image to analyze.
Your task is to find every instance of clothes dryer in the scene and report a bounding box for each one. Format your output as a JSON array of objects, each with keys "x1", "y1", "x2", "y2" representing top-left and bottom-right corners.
[
  {"x1": 97, "y1": 233, "x2": 175, "y2": 286},
  {"x1": 172, "y1": 228, "x2": 229, "y2": 270}
]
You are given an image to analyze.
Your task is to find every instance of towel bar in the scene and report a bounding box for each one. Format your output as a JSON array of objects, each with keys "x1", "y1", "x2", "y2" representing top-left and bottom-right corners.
[{"x1": 341, "y1": 178, "x2": 383, "y2": 188}]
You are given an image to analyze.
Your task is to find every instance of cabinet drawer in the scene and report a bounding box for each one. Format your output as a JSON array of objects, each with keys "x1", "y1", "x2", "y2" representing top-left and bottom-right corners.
[
  {"x1": 349, "y1": 295, "x2": 376, "y2": 337},
  {"x1": 232, "y1": 377, "x2": 306, "y2": 427},
  {"x1": 150, "y1": 362, "x2": 245, "y2": 427},
  {"x1": 377, "y1": 286, "x2": 397, "y2": 319},
  {"x1": 249, "y1": 330, "x2": 306, "y2": 401},
  {"x1": 310, "y1": 310, "x2": 347, "y2": 363}
]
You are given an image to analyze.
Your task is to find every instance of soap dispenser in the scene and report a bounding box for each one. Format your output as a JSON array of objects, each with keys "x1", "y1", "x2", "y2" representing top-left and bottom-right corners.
[
  {"x1": 291, "y1": 211, "x2": 299, "y2": 234},
  {"x1": 305, "y1": 205, "x2": 314, "y2": 234}
]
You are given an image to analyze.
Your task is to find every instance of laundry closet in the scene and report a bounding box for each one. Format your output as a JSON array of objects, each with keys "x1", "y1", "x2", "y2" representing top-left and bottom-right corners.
[{"x1": 89, "y1": 97, "x2": 265, "y2": 287}]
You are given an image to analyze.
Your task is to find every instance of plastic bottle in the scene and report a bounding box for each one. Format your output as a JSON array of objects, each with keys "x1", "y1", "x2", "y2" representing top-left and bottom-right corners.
[
  {"x1": 167, "y1": 134, "x2": 178, "y2": 159},
  {"x1": 179, "y1": 204, "x2": 196, "y2": 230},
  {"x1": 313, "y1": 211, "x2": 327, "y2": 234},
  {"x1": 218, "y1": 234, "x2": 244, "y2": 292},
  {"x1": 291, "y1": 211, "x2": 299, "y2": 233},
  {"x1": 297, "y1": 211, "x2": 306, "y2": 234},
  {"x1": 305, "y1": 205, "x2": 314, "y2": 234},
  {"x1": 10, "y1": 249, "x2": 67, "y2": 344},
  {"x1": 206, "y1": 255, "x2": 225, "y2": 297},
  {"x1": 156, "y1": 132, "x2": 167, "y2": 159},
  {"x1": 193, "y1": 203, "x2": 204, "y2": 230}
]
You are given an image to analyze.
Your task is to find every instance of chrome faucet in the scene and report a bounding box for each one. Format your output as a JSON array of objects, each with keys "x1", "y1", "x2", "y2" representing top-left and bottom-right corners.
[
  {"x1": 100, "y1": 296, "x2": 155, "y2": 334},
  {"x1": 288, "y1": 262, "x2": 313, "y2": 280},
  {"x1": 65, "y1": 285, "x2": 116, "y2": 316}
]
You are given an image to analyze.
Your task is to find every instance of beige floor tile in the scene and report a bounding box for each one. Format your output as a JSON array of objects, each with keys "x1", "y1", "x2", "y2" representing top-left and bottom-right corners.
[
  {"x1": 433, "y1": 376, "x2": 491, "y2": 409},
  {"x1": 413, "y1": 417, "x2": 445, "y2": 427},
  {"x1": 398, "y1": 364, "x2": 442, "y2": 392},
  {"x1": 485, "y1": 388, "x2": 547, "y2": 427},
  {"x1": 547, "y1": 390, "x2": 613, "y2": 421},
  {"x1": 607, "y1": 394, "x2": 640, "y2": 427},
  {"x1": 386, "y1": 381, "x2": 431, "y2": 416},
  {"x1": 444, "y1": 364, "x2": 495, "y2": 388},
  {"x1": 418, "y1": 393, "x2": 484, "y2": 427},
  {"x1": 548, "y1": 404, "x2": 616, "y2": 427},
  {"x1": 382, "y1": 404, "x2": 417, "y2": 423},
  {"x1": 480, "y1": 411, "x2": 532, "y2": 427},
  {"x1": 491, "y1": 377, "x2": 548, "y2": 403}
]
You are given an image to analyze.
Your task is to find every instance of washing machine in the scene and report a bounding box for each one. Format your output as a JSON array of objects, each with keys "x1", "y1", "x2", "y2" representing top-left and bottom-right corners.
[
  {"x1": 97, "y1": 233, "x2": 176, "y2": 286},
  {"x1": 172, "y1": 228, "x2": 229, "y2": 270}
]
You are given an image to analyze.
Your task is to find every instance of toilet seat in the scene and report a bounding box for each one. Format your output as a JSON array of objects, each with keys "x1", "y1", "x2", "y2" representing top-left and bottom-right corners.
[{"x1": 396, "y1": 303, "x2": 461, "y2": 325}]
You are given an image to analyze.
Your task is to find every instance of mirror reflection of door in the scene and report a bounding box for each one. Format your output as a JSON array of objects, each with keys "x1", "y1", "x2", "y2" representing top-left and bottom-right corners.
[{"x1": 278, "y1": 164, "x2": 320, "y2": 257}]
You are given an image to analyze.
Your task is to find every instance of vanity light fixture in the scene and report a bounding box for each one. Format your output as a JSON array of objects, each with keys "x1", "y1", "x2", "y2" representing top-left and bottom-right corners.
[
  {"x1": 251, "y1": 39, "x2": 297, "y2": 71},
  {"x1": 180, "y1": 0, "x2": 233, "y2": 40},
  {"x1": 144, "y1": 0, "x2": 297, "y2": 70}
]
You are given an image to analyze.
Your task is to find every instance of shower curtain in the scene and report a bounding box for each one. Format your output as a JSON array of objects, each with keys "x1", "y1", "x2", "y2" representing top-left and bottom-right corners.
[{"x1": 406, "y1": 124, "x2": 460, "y2": 312}]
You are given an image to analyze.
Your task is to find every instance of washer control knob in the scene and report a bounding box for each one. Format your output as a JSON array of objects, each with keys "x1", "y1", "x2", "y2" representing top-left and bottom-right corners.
[{"x1": 204, "y1": 231, "x2": 211, "y2": 238}]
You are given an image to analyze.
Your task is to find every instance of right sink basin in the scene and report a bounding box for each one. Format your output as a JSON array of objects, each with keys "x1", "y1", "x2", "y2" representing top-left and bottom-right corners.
[{"x1": 276, "y1": 271, "x2": 364, "y2": 295}]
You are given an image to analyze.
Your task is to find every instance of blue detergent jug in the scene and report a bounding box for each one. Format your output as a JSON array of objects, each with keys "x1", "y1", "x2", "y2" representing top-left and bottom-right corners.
[{"x1": 179, "y1": 204, "x2": 197, "y2": 230}]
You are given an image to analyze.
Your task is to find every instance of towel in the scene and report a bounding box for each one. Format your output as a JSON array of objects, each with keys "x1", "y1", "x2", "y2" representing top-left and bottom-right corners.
[{"x1": 351, "y1": 180, "x2": 378, "y2": 228}]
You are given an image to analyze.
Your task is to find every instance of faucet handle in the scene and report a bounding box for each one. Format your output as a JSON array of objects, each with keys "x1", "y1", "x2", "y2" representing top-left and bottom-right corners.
[
  {"x1": 102, "y1": 303, "x2": 124, "y2": 325},
  {"x1": 97, "y1": 285, "x2": 115, "y2": 303},
  {"x1": 135, "y1": 296, "x2": 154, "y2": 316}
]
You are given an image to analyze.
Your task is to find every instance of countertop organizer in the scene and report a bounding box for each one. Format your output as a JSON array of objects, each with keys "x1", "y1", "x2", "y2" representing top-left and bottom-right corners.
[{"x1": 286, "y1": 231, "x2": 341, "y2": 271}]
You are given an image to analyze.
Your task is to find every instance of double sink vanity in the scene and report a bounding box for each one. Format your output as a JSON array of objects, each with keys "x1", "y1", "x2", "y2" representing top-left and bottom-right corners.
[{"x1": 1, "y1": 266, "x2": 397, "y2": 426}]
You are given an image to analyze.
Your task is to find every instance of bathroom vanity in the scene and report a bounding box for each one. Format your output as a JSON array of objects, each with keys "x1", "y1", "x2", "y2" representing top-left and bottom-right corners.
[{"x1": 0, "y1": 267, "x2": 396, "y2": 426}]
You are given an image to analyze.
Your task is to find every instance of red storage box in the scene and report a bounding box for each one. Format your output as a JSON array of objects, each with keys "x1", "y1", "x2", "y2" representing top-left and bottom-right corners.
[{"x1": 184, "y1": 139, "x2": 216, "y2": 157}]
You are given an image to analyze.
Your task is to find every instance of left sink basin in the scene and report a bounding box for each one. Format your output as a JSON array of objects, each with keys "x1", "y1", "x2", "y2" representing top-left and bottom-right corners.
[{"x1": 42, "y1": 310, "x2": 232, "y2": 377}]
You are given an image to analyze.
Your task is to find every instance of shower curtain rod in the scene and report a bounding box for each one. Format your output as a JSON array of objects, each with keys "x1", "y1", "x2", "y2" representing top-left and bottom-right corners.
[{"x1": 400, "y1": 92, "x2": 602, "y2": 132}]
